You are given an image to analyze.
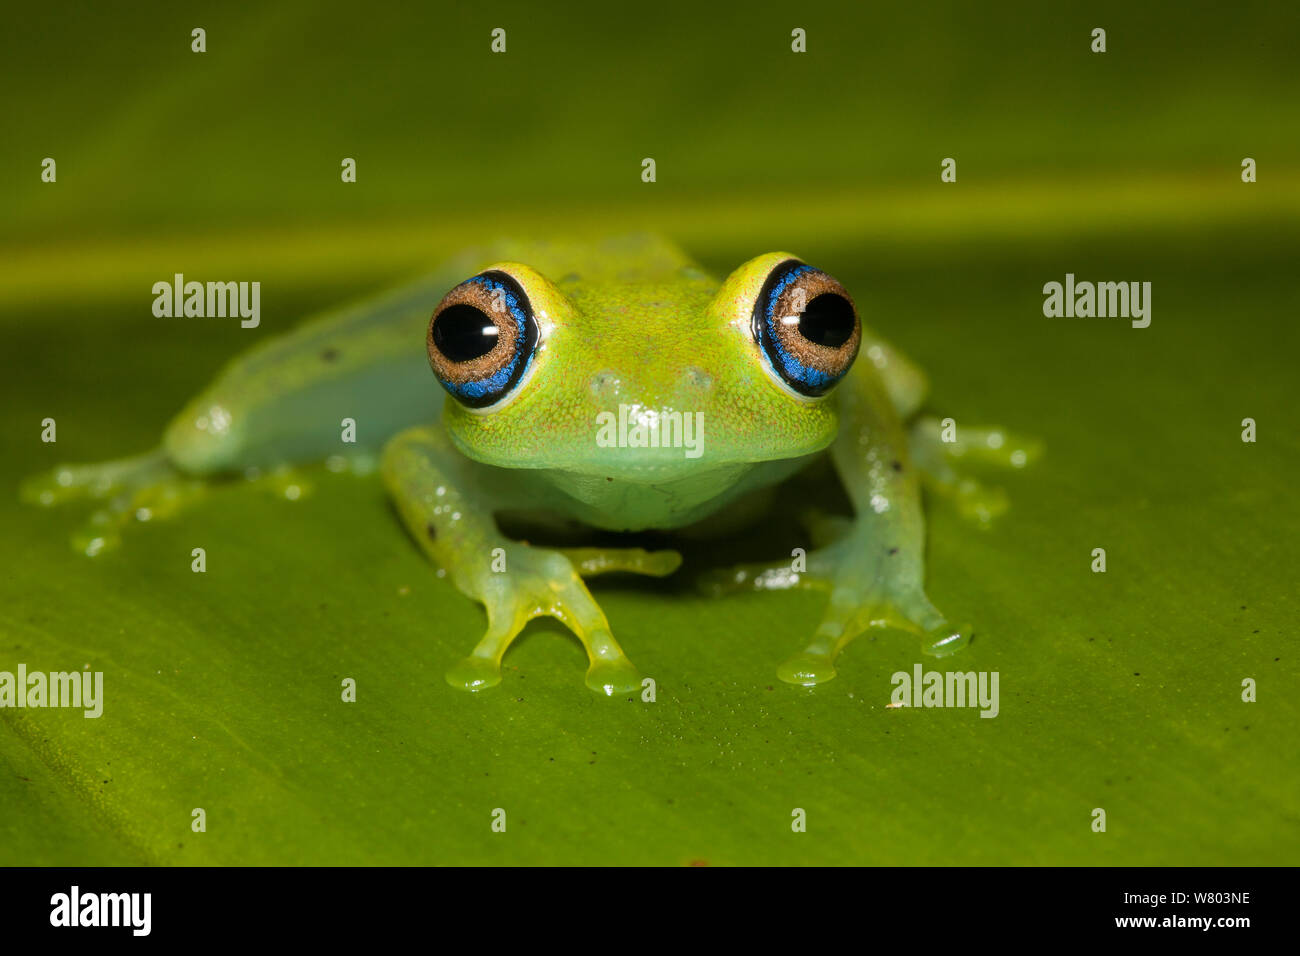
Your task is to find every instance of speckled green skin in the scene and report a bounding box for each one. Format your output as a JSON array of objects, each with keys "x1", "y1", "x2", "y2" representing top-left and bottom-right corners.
[
  {"x1": 23, "y1": 235, "x2": 1037, "y2": 694},
  {"x1": 432, "y1": 237, "x2": 845, "y2": 531}
]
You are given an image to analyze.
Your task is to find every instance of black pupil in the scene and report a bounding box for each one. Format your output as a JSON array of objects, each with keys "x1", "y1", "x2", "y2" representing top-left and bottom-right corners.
[
  {"x1": 433, "y1": 304, "x2": 498, "y2": 361},
  {"x1": 797, "y1": 293, "x2": 855, "y2": 348}
]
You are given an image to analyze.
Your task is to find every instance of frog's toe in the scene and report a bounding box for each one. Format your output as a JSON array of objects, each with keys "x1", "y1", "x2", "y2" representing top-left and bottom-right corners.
[
  {"x1": 257, "y1": 464, "x2": 315, "y2": 503},
  {"x1": 20, "y1": 468, "x2": 71, "y2": 507},
  {"x1": 775, "y1": 576, "x2": 971, "y2": 685},
  {"x1": 546, "y1": 576, "x2": 644, "y2": 695},
  {"x1": 912, "y1": 461, "x2": 1010, "y2": 529},
  {"x1": 558, "y1": 546, "x2": 682, "y2": 578},
  {"x1": 908, "y1": 419, "x2": 1038, "y2": 527},
  {"x1": 947, "y1": 479, "x2": 1009, "y2": 527},
  {"x1": 71, "y1": 508, "x2": 124, "y2": 558},
  {"x1": 698, "y1": 562, "x2": 809, "y2": 597},
  {"x1": 869, "y1": 591, "x2": 972, "y2": 659},
  {"x1": 72, "y1": 474, "x2": 206, "y2": 557},
  {"x1": 22, "y1": 449, "x2": 213, "y2": 556},
  {"x1": 777, "y1": 652, "x2": 838, "y2": 687},
  {"x1": 447, "y1": 548, "x2": 645, "y2": 695},
  {"x1": 912, "y1": 418, "x2": 1043, "y2": 470},
  {"x1": 696, "y1": 545, "x2": 839, "y2": 597},
  {"x1": 585, "y1": 651, "x2": 642, "y2": 696},
  {"x1": 21, "y1": 449, "x2": 172, "y2": 507},
  {"x1": 775, "y1": 591, "x2": 884, "y2": 686},
  {"x1": 922, "y1": 620, "x2": 973, "y2": 657},
  {"x1": 445, "y1": 655, "x2": 503, "y2": 692}
]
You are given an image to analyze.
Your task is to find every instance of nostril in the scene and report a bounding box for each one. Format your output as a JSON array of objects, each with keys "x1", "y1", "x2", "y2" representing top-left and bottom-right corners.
[
  {"x1": 590, "y1": 370, "x2": 621, "y2": 397},
  {"x1": 683, "y1": 366, "x2": 713, "y2": 389}
]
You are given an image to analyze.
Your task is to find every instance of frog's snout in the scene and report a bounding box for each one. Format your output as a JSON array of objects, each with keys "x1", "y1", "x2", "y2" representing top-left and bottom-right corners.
[{"x1": 587, "y1": 365, "x2": 715, "y2": 408}]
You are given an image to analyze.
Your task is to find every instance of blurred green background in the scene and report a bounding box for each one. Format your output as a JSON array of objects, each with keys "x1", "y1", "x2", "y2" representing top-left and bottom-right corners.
[{"x1": 1, "y1": 0, "x2": 1296, "y2": 865}]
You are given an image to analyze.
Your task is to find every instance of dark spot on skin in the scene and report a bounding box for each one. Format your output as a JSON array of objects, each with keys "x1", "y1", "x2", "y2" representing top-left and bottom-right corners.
[
  {"x1": 606, "y1": 476, "x2": 613, "y2": 482},
  {"x1": 560, "y1": 272, "x2": 581, "y2": 284},
  {"x1": 1240, "y1": 605, "x2": 1247, "y2": 610},
  {"x1": 321, "y1": 347, "x2": 340, "y2": 362},
  {"x1": 891, "y1": 460, "x2": 903, "y2": 472},
  {"x1": 426, "y1": 522, "x2": 438, "y2": 541},
  {"x1": 888, "y1": 547, "x2": 899, "y2": 556},
  {"x1": 1134, "y1": 672, "x2": 1140, "y2": 676}
]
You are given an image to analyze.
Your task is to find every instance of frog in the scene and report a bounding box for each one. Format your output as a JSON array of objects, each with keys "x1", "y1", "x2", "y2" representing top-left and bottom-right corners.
[{"x1": 22, "y1": 235, "x2": 1038, "y2": 695}]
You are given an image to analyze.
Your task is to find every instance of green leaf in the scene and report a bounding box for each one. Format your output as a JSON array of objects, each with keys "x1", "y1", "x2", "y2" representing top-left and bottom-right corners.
[
  {"x1": 2, "y1": 218, "x2": 1295, "y2": 865},
  {"x1": 2, "y1": 0, "x2": 1296, "y2": 866}
]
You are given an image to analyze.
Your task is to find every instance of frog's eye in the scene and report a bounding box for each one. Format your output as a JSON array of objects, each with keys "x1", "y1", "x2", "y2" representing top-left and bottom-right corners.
[
  {"x1": 751, "y1": 259, "x2": 861, "y2": 398},
  {"x1": 427, "y1": 270, "x2": 539, "y2": 409}
]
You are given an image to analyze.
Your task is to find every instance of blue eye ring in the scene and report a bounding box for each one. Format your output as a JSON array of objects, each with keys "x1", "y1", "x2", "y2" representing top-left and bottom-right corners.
[
  {"x1": 428, "y1": 270, "x2": 539, "y2": 409},
  {"x1": 751, "y1": 259, "x2": 860, "y2": 398}
]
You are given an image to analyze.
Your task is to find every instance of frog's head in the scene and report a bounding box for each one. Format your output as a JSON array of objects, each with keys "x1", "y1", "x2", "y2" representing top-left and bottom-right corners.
[{"x1": 425, "y1": 250, "x2": 861, "y2": 485}]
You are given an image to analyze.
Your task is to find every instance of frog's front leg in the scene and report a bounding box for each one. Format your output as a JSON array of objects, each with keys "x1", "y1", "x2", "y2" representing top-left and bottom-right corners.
[
  {"x1": 794, "y1": 372, "x2": 980, "y2": 683},
  {"x1": 702, "y1": 369, "x2": 970, "y2": 686},
  {"x1": 381, "y1": 425, "x2": 677, "y2": 695}
]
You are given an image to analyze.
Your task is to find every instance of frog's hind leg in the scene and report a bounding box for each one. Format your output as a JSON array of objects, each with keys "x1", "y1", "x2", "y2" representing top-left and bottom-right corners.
[
  {"x1": 21, "y1": 449, "x2": 209, "y2": 557},
  {"x1": 21, "y1": 449, "x2": 172, "y2": 508},
  {"x1": 21, "y1": 446, "x2": 321, "y2": 557},
  {"x1": 908, "y1": 416, "x2": 1042, "y2": 527},
  {"x1": 555, "y1": 547, "x2": 682, "y2": 578}
]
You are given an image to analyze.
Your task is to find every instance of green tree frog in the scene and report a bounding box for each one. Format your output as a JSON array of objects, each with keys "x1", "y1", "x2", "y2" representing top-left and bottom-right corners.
[{"x1": 23, "y1": 236, "x2": 1037, "y2": 695}]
